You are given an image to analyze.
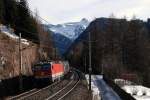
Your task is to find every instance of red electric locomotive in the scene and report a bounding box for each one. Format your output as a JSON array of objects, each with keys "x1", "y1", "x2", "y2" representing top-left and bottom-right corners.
[{"x1": 32, "y1": 61, "x2": 70, "y2": 82}]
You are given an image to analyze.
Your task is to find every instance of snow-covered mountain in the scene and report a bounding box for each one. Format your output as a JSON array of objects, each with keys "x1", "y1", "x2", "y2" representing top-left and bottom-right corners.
[
  {"x1": 46, "y1": 18, "x2": 89, "y2": 55},
  {"x1": 48, "y1": 18, "x2": 89, "y2": 40}
]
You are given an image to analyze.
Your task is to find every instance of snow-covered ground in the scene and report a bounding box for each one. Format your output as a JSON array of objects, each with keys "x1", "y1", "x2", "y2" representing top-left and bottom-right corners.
[
  {"x1": 86, "y1": 75, "x2": 101, "y2": 100},
  {"x1": 122, "y1": 85, "x2": 150, "y2": 100},
  {"x1": 0, "y1": 25, "x2": 29, "y2": 45},
  {"x1": 115, "y1": 78, "x2": 150, "y2": 100},
  {"x1": 86, "y1": 75, "x2": 121, "y2": 100},
  {"x1": 114, "y1": 79, "x2": 134, "y2": 86},
  {"x1": 134, "y1": 95, "x2": 150, "y2": 100}
]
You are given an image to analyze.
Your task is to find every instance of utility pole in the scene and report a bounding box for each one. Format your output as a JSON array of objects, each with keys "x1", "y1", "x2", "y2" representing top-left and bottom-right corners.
[
  {"x1": 84, "y1": 56, "x2": 86, "y2": 74},
  {"x1": 101, "y1": 63, "x2": 103, "y2": 75},
  {"x1": 19, "y1": 33, "x2": 23, "y2": 92},
  {"x1": 54, "y1": 47, "x2": 57, "y2": 60},
  {"x1": 89, "y1": 32, "x2": 92, "y2": 91},
  {"x1": 52, "y1": 47, "x2": 56, "y2": 60}
]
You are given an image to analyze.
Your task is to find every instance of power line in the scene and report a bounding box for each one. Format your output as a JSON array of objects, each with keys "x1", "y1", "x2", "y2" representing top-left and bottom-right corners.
[
  {"x1": 2, "y1": 0, "x2": 97, "y2": 45},
  {"x1": 1, "y1": 1, "x2": 98, "y2": 52},
  {"x1": 1, "y1": 25, "x2": 102, "y2": 54},
  {"x1": 0, "y1": 25, "x2": 70, "y2": 45},
  {"x1": 0, "y1": 34, "x2": 69, "y2": 53},
  {"x1": 17, "y1": 1, "x2": 51, "y2": 24},
  {"x1": 76, "y1": 38, "x2": 99, "y2": 43},
  {"x1": 18, "y1": 2, "x2": 98, "y2": 43}
]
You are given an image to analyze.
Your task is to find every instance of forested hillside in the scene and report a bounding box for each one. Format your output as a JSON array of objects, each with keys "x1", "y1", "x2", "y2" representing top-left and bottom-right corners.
[
  {"x1": 67, "y1": 18, "x2": 150, "y2": 87},
  {"x1": 0, "y1": 0, "x2": 55, "y2": 79},
  {"x1": 0, "y1": 0, "x2": 56, "y2": 60},
  {"x1": 0, "y1": 0, "x2": 38, "y2": 41}
]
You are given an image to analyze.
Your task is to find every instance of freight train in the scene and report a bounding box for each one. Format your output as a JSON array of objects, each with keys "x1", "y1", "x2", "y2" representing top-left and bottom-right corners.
[{"x1": 32, "y1": 61, "x2": 70, "y2": 82}]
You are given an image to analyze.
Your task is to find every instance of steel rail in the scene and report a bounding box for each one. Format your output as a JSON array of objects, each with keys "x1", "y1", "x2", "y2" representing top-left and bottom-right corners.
[
  {"x1": 57, "y1": 74, "x2": 80, "y2": 100},
  {"x1": 8, "y1": 80, "x2": 60, "y2": 100},
  {"x1": 46, "y1": 71, "x2": 80, "y2": 100}
]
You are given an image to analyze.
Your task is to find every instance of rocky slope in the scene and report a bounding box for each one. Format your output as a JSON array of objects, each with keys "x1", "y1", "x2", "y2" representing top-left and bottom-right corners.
[
  {"x1": 0, "y1": 31, "x2": 39, "y2": 79},
  {"x1": 0, "y1": 25, "x2": 54, "y2": 79}
]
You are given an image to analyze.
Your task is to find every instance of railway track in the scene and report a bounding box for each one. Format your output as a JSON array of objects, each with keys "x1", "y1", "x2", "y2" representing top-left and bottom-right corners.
[
  {"x1": 45, "y1": 71, "x2": 80, "y2": 100},
  {"x1": 7, "y1": 71, "x2": 80, "y2": 100},
  {"x1": 7, "y1": 80, "x2": 60, "y2": 100}
]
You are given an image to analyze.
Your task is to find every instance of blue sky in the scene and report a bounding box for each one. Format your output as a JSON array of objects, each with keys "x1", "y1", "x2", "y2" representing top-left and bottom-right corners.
[{"x1": 28, "y1": 0, "x2": 150, "y2": 24}]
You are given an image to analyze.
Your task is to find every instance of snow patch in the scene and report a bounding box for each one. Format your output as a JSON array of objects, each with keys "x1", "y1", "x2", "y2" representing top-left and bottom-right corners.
[
  {"x1": 114, "y1": 79, "x2": 133, "y2": 85},
  {"x1": 122, "y1": 85, "x2": 150, "y2": 100},
  {"x1": 134, "y1": 96, "x2": 150, "y2": 100},
  {"x1": 85, "y1": 75, "x2": 101, "y2": 100},
  {"x1": 48, "y1": 18, "x2": 90, "y2": 40},
  {"x1": 0, "y1": 24, "x2": 29, "y2": 45},
  {"x1": 115, "y1": 78, "x2": 150, "y2": 100}
]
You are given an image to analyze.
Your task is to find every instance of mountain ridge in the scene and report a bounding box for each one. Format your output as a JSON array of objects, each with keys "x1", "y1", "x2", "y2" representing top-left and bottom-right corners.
[
  {"x1": 46, "y1": 18, "x2": 90, "y2": 55},
  {"x1": 47, "y1": 18, "x2": 89, "y2": 40}
]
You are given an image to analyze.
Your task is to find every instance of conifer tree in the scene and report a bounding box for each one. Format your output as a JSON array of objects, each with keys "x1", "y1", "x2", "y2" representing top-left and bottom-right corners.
[
  {"x1": 0, "y1": 0, "x2": 4, "y2": 23},
  {"x1": 3, "y1": 0, "x2": 17, "y2": 26},
  {"x1": 15, "y1": 0, "x2": 38, "y2": 41}
]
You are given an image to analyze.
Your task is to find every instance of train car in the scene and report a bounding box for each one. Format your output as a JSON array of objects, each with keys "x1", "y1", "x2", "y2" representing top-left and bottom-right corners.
[
  {"x1": 51, "y1": 62, "x2": 64, "y2": 81},
  {"x1": 32, "y1": 62, "x2": 52, "y2": 81},
  {"x1": 32, "y1": 61, "x2": 70, "y2": 82},
  {"x1": 61, "y1": 61, "x2": 70, "y2": 75}
]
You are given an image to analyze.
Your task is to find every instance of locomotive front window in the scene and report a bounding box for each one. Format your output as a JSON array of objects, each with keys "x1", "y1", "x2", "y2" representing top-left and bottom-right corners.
[
  {"x1": 32, "y1": 63, "x2": 51, "y2": 71},
  {"x1": 43, "y1": 64, "x2": 51, "y2": 70},
  {"x1": 32, "y1": 65, "x2": 42, "y2": 71}
]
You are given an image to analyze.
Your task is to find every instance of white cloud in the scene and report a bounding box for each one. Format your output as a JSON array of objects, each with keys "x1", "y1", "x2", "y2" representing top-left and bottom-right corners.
[{"x1": 27, "y1": 0, "x2": 150, "y2": 24}]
